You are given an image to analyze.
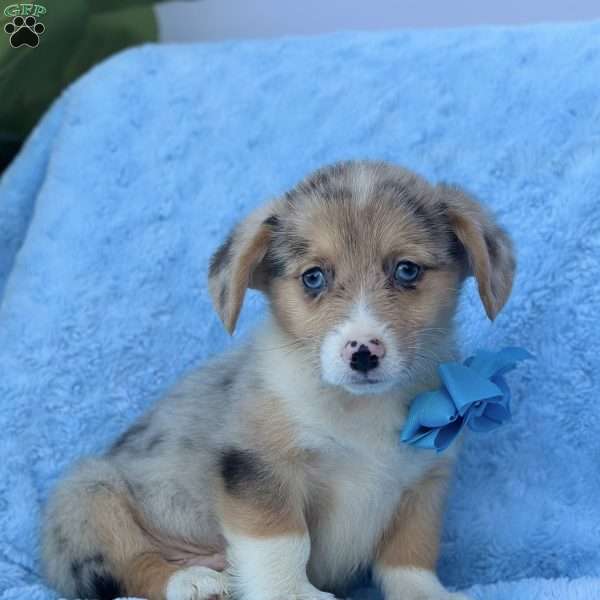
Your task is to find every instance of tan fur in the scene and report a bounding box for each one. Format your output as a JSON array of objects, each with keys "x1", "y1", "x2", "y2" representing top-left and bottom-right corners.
[
  {"x1": 266, "y1": 197, "x2": 464, "y2": 378},
  {"x1": 376, "y1": 463, "x2": 452, "y2": 570},
  {"x1": 42, "y1": 161, "x2": 515, "y2": 600},
  {"x1": 443, "y1": 184, "x2": 515, "y2": 319},
  {"x1": 89, "y1": 489, "x2": 151, "y2": 566},
  {"x1": 244, "y1": 393, "x2": 306, "y2": 456},
  {"x1": 218, "y1": 487, "x2": 307, "y2": 538},
  {"x1": 123, "y1": 553, "x2": 181, "y2": 600},
  {"x1": 209, "y1": 202, "x2": 277, "y2": 333},
  {"x1": 217, "y1": 400, "x2": 310, "y2": 538}
]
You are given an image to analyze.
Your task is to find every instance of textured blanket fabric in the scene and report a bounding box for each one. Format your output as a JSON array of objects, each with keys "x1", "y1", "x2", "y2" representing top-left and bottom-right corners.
[
  {"x1": 354, "y1": 577, "x2": 600, "y2": 600},
  {"x1": 1, "y1": 19, "x2": 600, "y2": 600}
]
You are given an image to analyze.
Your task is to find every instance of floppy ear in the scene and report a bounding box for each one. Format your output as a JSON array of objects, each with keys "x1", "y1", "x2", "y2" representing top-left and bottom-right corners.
[
  {"x1": 440, "y1": 185, "x2": 516, "y2": 320},
  {"x1": 208, "y1": 203, "x2": 279, "y2": 334}
]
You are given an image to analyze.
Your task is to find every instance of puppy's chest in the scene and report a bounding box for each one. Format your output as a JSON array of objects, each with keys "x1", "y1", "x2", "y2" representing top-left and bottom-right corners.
[{"x1": 306, "y1": 436, "x2": 435, "y2": 587}]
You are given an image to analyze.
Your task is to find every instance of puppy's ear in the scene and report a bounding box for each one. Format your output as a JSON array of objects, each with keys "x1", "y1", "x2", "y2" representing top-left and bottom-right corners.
[
  {"x1": 440, "y1": 185, "x2": 515, "y2": 320},
  {"x1": 208, "y1": 203, "x2": 279, "y2": 334}
]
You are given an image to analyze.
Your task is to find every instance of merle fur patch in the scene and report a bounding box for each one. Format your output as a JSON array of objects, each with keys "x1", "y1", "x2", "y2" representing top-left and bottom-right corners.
[{"x1": 209, "y1": 233, "x2": 234, "y2": 277}]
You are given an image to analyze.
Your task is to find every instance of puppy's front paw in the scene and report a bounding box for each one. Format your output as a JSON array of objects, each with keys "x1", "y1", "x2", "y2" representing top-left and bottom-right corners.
[{"x1": 165, "y1": 566, "x2": 229, "y2": 600}]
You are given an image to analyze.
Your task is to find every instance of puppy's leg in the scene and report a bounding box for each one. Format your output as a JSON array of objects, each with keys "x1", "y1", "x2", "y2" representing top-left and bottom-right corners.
[
  {"x1": 127, "y1": 553, "x2": 228, "y2": 600},
  {"x1": 43, "y1": 457, "x2": 146, "y2": 599},
  {"x1": 218, "y1": 448, "x2": 335, "y2": 600},
  {"x1": 373, "y1": 465, "x2": 470, "y2": 600},
  {"x1": 43, "y1": 457, "x2": 226, "y2": 600}
]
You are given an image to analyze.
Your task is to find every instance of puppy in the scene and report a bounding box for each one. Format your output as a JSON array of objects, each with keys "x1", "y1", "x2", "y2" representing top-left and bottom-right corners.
[{"x1": 42, "y1": 161, "x2": 514, "y2": 600}]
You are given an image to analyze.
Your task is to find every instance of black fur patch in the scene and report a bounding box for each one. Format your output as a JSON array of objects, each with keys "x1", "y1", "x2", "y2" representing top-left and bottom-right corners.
[
  {"x1": 109, "y1": 422, "x2": 149, "y2": 454},
  {"x1": 375, "y1": 179, "x2": 445, "y2": 232},
  {"x1": 375, "y1": 179, "x2": 410, "y2": 203},
  {"x1": 285, "y1": 235, "x2": 310, "y2": 259},
  {"x1": 484, "y1": 231, "x2": 500, "y2": 262},
  {"x1": 263, "y1": 222, "x2": 310, "y2": 279},
  {"x1": 71, "y1": 553, "x2": 104, "y2": 579},
  {"x1": 89, "y1": 573, "x2": 124, "y2": 600},
  {"x1": 263, "y1": 250, "x2": 287, "y2": 278},
  {"x1": 72, "y1": 554, "x2": 124, "y2": 600},
  {"x1": 263, "y1": 215, "x2": 280, "y2": 228},
  {"x1": 146, "y1": 434, "x2": 165, "y2": 452},
  {"x1": 219, "y1": 447, "x2": 267, "y2": 498},
  {"x1": 209, "y1": 233, "x2": 234, "y2": 277},
  {"x1": 448, "y1": 232, "x2": 466, "y2": 261},
  {"x1": 411, "y1": 200, "x2": 443, "y2": 233},
  {"x1": 221, "y1": 374, "x2": 234, "y2": 389},
  {"x1": 305, "y1": 169, "x2": 334, "y2": 192},
  {"x1": 219, "y1": 284, "x2": 228, "y2": 311},
  {"x1": 220, "y1": 448, "x2": 258, "y2": 490},
  {"x1": 219, "y1": 448, "x2": 290, "y2": 511},
  {"x1": 290, "y1": 163, "x2": 353, "y2": 204},
  {"x1": 290, "y1": 172, "x2": 330, "y2": 201},
  {"x1": 219, "y1": 447, "x2": 290, "y2": 512}
]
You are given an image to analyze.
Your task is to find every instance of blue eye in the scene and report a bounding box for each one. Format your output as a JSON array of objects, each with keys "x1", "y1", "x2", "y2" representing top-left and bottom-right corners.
[
  {"x1": 302, "y1": 267, "x2": 326, "y2": 292},
  {"x1": 394, "y1": 261, "x2": 421, "y2": 285}
]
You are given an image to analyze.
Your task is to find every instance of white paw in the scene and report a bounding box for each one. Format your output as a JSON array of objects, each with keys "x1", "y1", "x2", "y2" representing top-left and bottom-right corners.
[{"x1": 165, "y1": 566, "x2": 229, "y2": 600}]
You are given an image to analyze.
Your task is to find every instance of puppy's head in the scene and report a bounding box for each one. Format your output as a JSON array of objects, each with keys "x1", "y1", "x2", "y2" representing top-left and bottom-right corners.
[{"x1": 209, "y1": 162, "x2": 515, "y2": 395}]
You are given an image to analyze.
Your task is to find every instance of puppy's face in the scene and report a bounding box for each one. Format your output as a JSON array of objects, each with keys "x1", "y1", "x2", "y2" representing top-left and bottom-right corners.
[{"x1": 209, "y1": 162, "x2": 515, "y2": 395}]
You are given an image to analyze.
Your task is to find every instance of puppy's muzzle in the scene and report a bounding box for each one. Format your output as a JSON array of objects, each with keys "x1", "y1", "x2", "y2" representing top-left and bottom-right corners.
[{"x1": 343, "y1": 338, "x2": 386, "y2": 373}]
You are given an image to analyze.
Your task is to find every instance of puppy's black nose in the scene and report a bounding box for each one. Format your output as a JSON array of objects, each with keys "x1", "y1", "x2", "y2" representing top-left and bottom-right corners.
[{"x1": 350, "y1": 344, "x2": 379, "y2": 373}]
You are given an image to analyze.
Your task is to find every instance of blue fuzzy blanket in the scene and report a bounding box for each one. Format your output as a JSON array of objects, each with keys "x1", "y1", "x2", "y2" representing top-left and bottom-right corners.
[{"x1": 1, "y1": 20, "x2": 600, "y2": 600}]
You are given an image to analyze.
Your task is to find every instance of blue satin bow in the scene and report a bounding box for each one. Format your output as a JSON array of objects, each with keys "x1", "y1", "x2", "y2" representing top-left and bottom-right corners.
[{"x1": 400, "y1": 347, "x2": 532, "y2": 453}]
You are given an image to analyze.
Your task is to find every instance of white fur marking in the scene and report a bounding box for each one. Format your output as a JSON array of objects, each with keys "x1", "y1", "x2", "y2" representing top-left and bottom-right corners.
[
  {"x1": 165, "y1": 566, "x2": 228, "y2": 600},
  {"x1": 352, "y1": 163, "x2": 377, "y2": 207},
  {"x1": 320, "y1": 299, "x2": 405, "y2": 393},
  {"x1": 375, "y1": 566, "x2": 470, "y2": 600},
  {"x1": 225, "y1": 532, "x2": 335, "y2": 600},
  {"x1": 254, "y1": 321, "x2": 445, "y2": 588}
]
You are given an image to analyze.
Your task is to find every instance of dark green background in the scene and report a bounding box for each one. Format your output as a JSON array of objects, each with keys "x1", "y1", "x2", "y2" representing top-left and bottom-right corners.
[{"x1": 0, "y1": 0, "x2": 163, "y2": 168}]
